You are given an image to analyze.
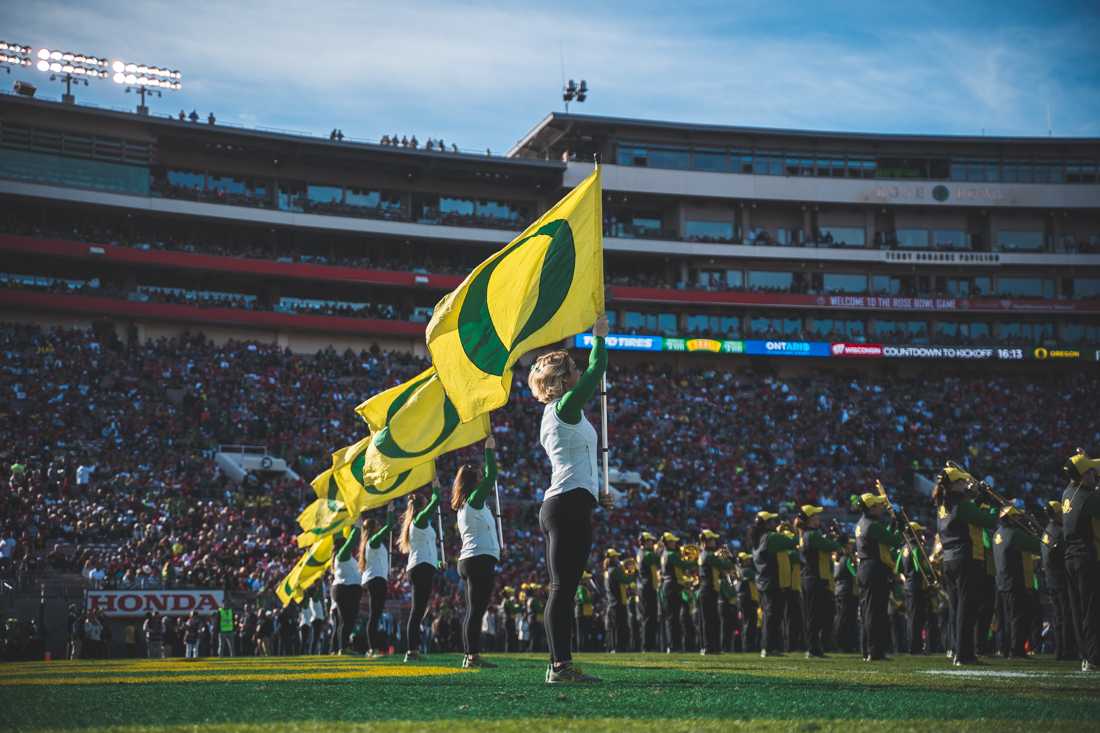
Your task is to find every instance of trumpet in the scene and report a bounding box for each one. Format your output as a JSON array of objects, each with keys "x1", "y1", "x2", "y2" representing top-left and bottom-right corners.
[
  {"x1": 715, "y1": 547, "x2": 733, "y2": 561},
  {"x1": 621, "y1": 557, "x2": 638, "y2": 576},
  {"x1": 680, "y1": 543, "x2": 701, "y2": 563}
]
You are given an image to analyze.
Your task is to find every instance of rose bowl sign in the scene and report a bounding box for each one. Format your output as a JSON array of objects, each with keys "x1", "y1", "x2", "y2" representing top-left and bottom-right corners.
[{"x1": 86, "y1": 590, "x2": 225, "y2": 618}]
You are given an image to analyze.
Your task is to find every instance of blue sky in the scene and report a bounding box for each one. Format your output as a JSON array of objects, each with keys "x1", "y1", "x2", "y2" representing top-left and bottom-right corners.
[{"x1": 4, "y1": 1, "x2": 1099, "y2": 150}]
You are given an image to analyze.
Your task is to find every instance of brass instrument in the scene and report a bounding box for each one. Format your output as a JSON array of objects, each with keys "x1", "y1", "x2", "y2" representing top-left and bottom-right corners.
[
  {"x1": 965, "y1": 477, "x2": 1044, "y2": 539},
  {"x1": 875, "y1": 479, "x2": 942, "y2": 590},
  {"x1": 621, "y1": 557, "x2": 638, "y2": 577},
  {"x1": 680, "y1": 543, "x2": 701, "y2": 563}
]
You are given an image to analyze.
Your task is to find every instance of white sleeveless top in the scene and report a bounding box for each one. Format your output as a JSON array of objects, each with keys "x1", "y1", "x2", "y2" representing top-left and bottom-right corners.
[
  {"x1": 457, "y1": 502, "x2": 500, "y2": 561},
  {"x1": 539, "y1": 399, "x2": 599, "y2": 501},
  {"x1": 299, "y1": 604, "x2": 313, "y2": 627},
  {"x1": 406, "y1": 522, "x2": 439, "y2": 570},
  {"x1": 332, "y1": 556, "x2": 361, "y2": 586},
  {"x1": 361, "y1": 542, "x2": 389, "y2": 583},
  {"x1": 310, "y1": 599, "x2": 324, "y2": 622}
]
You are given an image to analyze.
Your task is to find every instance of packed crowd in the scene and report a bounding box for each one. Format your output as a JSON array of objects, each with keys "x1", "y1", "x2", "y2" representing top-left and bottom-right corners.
[{"x1": 3, "y1": 321, "x2": 1096, "y2": 617}]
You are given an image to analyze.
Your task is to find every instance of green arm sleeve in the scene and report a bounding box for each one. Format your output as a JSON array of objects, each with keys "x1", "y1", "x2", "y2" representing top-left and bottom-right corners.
[
  {"x1": 808, "y1": 532, "x2": 842, "y2": 552},
  {"x1": 556, "y1": 337, "x2": 607, "y2": 425},
  {"x1": 894, "y1": 550, "x2": 903, "y2": 575},
  {"x1": 413, "y1": 490, "x2": 440, "y2": 529},
  {"x1": 959, "y1": 501, "x2": 999, "y2": 529},
  {"x1": 368, "y1": 518, "x2": 392, "y2": 548},
  {"x1": 766, "y1": 534, "x2": 798, "y2": 553},
  {"x1": 467, "y1": 447, "x2": 497, "y2": 510},
  {"x1": 868, "y1": 522, "x2": 904, "y2": 547},
  {"x1": 336, "y1": 526, "x2": 360, "y2": 562}
]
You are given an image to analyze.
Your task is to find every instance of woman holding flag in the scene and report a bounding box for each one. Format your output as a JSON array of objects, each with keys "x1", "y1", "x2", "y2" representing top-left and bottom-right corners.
[
  {"x1": 452, "y1": 435, "x2": 500, "y2": 669},
  {"x1": 528, "y1": 314, "x2": 608, "y2": 684},
  {"x1": 359, "y1": 511, "x2": 395, "y2": 658},
  {"x1": 398, "y1": 477, "x2": 442, "y2": 662},
  {"x1": 331, "y1": 523, "x2": 363, "y2": 655}
]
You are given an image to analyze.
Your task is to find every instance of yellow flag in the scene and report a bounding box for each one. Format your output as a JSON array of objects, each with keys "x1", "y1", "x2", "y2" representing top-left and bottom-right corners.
[
  {"x1": 331, "y1": 435, "x2": 438, "y2": 515},
  {"x1": 355, "y1": 366, "x2": 489, "y2": 486},
  {"x1": 426, "y1": 168, "x2": 604, "y2": 421},
  {"x1": 276, "y1": 534, "x2": 335, "y2": 606},
  {"x1": 295, "y1": 469, "x2": 355, "y2": 549}
]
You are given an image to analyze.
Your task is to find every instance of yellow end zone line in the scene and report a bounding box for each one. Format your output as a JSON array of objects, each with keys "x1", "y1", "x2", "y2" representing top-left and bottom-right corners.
[
  {"x1": 0, "y1": 663, "x2": 394, "y2": 677},
  {"x1": 0, "y1": 666, "x2": 471, "y2": 686}
]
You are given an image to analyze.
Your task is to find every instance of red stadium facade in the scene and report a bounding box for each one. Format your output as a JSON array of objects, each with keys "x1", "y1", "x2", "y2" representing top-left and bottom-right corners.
[{"x1": 1, "y1": 96, "x2": 1098, "y2": 370}]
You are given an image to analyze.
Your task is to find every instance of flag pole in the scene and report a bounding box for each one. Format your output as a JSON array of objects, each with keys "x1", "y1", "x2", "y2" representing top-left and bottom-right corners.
[
  {"x1": 594, "y1": 153, "x2": 611, "y2": 510},
  {"x1": 436, "y1": 501, "x2": 447, "y2": 566},
  {"x1": 490, "y1": 416, "x2": 506, "y2": 553}
]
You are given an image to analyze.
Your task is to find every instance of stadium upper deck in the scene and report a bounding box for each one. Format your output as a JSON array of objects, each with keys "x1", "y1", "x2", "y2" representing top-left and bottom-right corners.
[{"x1": 1, "y1": 95, "x2": 1098, "y2": 364}]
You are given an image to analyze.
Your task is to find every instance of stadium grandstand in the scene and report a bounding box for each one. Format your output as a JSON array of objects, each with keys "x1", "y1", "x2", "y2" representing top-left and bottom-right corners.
[{"x1": 1, "y1": 91, "x2": 1099, "y2": 664}]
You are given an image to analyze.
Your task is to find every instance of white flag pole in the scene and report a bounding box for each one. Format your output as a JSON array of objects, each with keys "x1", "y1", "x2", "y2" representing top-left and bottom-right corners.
[{"x1": 489, "y1": 416, "x2": 506, "y2": 553}]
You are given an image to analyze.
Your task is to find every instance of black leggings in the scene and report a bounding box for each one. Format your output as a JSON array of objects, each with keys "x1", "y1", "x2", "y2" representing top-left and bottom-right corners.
[
  {"x1": 332, "y1": 583, "x2": 363, "y2": 653},
  {"x1": 407, "y1": 563, "x2": 435, "y2": 652},
  {"x1": 539, "y1": 489, "x2": 597, "y2": 664},
  {"x1": 364, "y1": 577, "x2": 387, "y2": 652},
  {"x1": 458, "y1": 554, "x2": 496, "y2": 655}
]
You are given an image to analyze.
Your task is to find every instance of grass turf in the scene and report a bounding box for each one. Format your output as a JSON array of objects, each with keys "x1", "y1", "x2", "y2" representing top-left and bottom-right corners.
[{"x1": 2, "y1": 652, "x2": 1098, "y2": 732}]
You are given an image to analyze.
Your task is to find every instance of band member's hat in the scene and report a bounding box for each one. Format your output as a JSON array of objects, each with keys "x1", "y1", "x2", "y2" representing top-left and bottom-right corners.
[
  {"x1": 757, "y1": 511, "x2": 779, "y2": 521},
  {"x1": 605, "y1": 548, "x2": 622, "y2": 558},
  {"x1": 737, "y1": 551, "x2": 752, "y2": 561},
  {"x1": 700, "y1": 529, "x2": 721, "y2": 540},
  {"x1": 1068, "y1": 450, "x2": 1100, "y2": 477},
  {"x1": 1048, "y1": 500, "x2": 1062, "y2": 513},
  {"x1": 943, "y1": 462, "x2": 975, "y2": 484},
  {"x1": 800, "y1": 505, "x2": 824, "y2": 517},
  {"x1": 859, "y1": 493, "x2": 889, "y2": 508},
  {"x1": 662, "y1": 532, "x2": 680, "y2": 543},
  {"x1": 640, "y1": 531, "x2": 657, "y2": 541}
]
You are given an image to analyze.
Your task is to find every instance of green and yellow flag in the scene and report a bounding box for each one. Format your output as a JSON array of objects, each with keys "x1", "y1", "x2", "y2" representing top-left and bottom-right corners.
[
  {"x1": 276, "y1": 533, "x2": 336, "y2": 605},
  {"x1": 295, "y1": 469, "x2": 355, "y2": 549},
  {"x1": 331, "y1": 435, "x2": 438, "y2": 515},
  {"x1": 355, "y1": 366, "x2": 489, "y2": 486},
  {"x1": 426, "y1": 168, "x2": 604, "y2": 422}
]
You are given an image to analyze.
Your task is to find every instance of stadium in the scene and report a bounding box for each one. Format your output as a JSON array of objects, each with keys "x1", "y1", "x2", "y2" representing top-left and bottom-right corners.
[{"x1": 1, "y1": 8, "x2": 1100, "y2": 733}]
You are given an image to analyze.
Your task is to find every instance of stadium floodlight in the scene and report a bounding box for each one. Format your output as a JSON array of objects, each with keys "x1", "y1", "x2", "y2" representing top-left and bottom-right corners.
[
  {"x1": 111, "y1": 57, "x2": 182, "y2": 115},
  {"x1": 562, "y1": 78, "x2": 589, "y2": 113},
  {"x1": 32, "y1": 47, "x2": 110, "y2": 103},
  {"x1": 0, "y1": 41, "x2": 33, "y2": 73}
]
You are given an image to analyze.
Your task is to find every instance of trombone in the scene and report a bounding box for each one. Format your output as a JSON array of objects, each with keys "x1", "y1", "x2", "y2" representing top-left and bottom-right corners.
[
  {"x1": 875, "y1": 479, "x2": 941, "y2": 590},
  {"x1": 965, "y1": 477, "x2": 1044, "y2": 539}
]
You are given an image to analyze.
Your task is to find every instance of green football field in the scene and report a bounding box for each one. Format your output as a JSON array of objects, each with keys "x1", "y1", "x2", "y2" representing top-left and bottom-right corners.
[{"x1": 2, "y1": 652, "x2": 1098, "y2": 732}]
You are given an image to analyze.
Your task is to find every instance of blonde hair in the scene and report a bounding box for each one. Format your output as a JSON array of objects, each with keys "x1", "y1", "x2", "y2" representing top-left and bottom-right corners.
[
  {"x1": 397, "y1": 494, "x2": 419, "y2": 555},
  {"x1": 528, "y1": 350, "x2": 574, "y2": 404}
]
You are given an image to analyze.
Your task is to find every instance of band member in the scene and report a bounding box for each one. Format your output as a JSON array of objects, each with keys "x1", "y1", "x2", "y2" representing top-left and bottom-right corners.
[
  {"x1": 895, "y1": 522, "x2": 932, "y2": 655},
  {"x1": 359, "y1": 510, "x2": 395, "y2": 657},
  {"x1": 934, "y1": 463, "x2": 998, "y2": 666},
  {"x1": 698, "y1": 529, "x2": 732, "y2": 655},
  {"x1": 528, "y1": 314, "x2": 608, "y2": 684},
  {"x1": 780, "y1": 527, "x2": 804, "y2": 653},
  {"x1": 331, "y1": 523, "x2": 363, "y2": 655},
  {"x1": 500, "y1": 586, "x2": 519, "y2": 653},
  {"x1": 659, "y1": 532, "x2": 692, "y2": 652},
  {"x1": 1041, "y1": 500, "x2": 1076, "y2": 660},
  {"x1": 525, "y1": 583, "x2": 546, "y2": 652},
  {"x1": 854, "y1": 493, "x2": 903, "y2": 661},
  {"x1": 574, "y1": 572, "x2": 595, "y2": 652},
  {"x1": 720, "y1": 563, "x2": 738, "y2": 652},
  {"x1": 603, "y1": 549, "x2": 630, "y2": 652},
  {"x1": 795, "y1": 505, "x2": 841, "y2": 658},
  {"x1": 635, "y1": 531, "x2": 661, "y2": 651},
  {"x1": 833, "y1": 541, "x2": 858, "y2": 653},
  {"x1": 453, "y1": 436, "x2": 500, "y2": 669},
  {"x1": 993, "y1": 505, "x2": 1043, "y2": 659},
  {"x1": 1062, "y1": 450, "x2": 1100, "y2": 672},
  {"x1": 735, "y1": 551, "x2": 760, "y2": 653},
  {"x1": 398, "y1": 479, "x2": 442, "y2": 661},
  {"x1": 751, "y1": 510, "x2": 797, "y2": 657}
]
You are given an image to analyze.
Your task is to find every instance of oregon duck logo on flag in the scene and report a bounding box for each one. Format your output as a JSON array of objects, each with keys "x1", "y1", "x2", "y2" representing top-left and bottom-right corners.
[
  {"x1": 426, "y1": 168, "x2": 605, "y2": 422},
  {"x1": 276, "y1": 533, "x2": 337, "y2": 605},
  {"x1": 354, "y1": 367, "x2": 488, "y2": 486},
  {"x1": 331, "y1": 435, "x2": 438, "y2": 515}
]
